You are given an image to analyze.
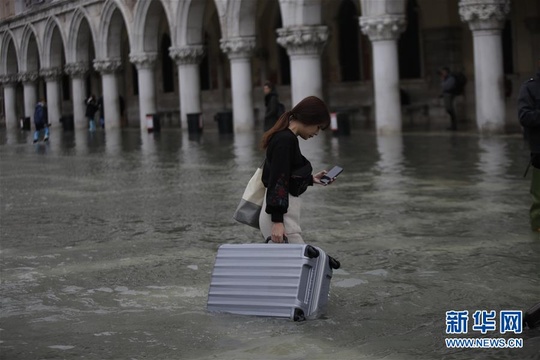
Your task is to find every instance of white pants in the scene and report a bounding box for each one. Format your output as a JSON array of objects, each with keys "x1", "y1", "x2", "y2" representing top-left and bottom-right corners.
[{"x1": 259, "y1": 191, "x2": 304, "y2": 244}]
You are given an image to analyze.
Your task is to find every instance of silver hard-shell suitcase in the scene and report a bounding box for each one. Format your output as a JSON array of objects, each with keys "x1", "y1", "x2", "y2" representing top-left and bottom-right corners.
[{"x1": 207, "y1": 243, "x2": 340, "y2": 321}]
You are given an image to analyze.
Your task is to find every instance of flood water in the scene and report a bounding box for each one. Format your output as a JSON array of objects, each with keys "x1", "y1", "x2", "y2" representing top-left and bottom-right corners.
[{"x1": 1, "y1": 127, "x2": 539, "y2": 360}]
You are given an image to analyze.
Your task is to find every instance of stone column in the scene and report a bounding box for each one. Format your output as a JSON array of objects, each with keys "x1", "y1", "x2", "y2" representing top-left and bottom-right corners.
[
  {"x1": 94, "y1": 58, "x2": 122, "y2": 130},
  {"x1": 360, "y1": 15, "x2": 406, "y2": 134},
  {"x1": 459, "y1": 0, "x2": 510, "y2": 133},
  {"x1": 220, "y1": 37, "x2": 256, "y2": 132},
  {"x1": 41, "y1": 67, "x2": 63, "y2": 125},
  {"x1": 276, "y1": 26, "x2": 328, "y2": 106},
  {"x1": 64, "y1": 62, "x2": 89, "y2": 129},
  {"x1": 130, "y1": 53, "x2": 158, "y2": 130},
  {"x1": 19, "y1": 71, "x2": 39, "y2": 123},
  {"x1": 169, "y1": 46, "x2": 205, "y2": 130},
  {"x1": 0, "y1": 75, "x2": 19, "y2": 129}
]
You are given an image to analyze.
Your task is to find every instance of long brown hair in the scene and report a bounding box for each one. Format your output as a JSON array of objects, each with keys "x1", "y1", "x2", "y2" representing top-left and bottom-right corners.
[{"x1": 261, "y1": 96, "x2": 330, "y2": 149}]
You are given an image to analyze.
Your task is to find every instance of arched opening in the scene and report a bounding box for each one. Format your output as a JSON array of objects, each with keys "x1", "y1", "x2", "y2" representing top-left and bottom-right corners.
[
  {"x1": 256, "y1": 0, "x2": 287, "y2": 85},
  {"x1": 276, "y1": 14, "x2": 290, "y2": 85},
  {"x1": 161, "y1": 34, "x2": 174, "y2": 93},
  {"x1": 5, "y1": 38, "x2": 18, "y2": 74},
  {"x1": 26, "y1": 34, "x2": 40, "y2": 72},
  {"x1": 137, "y1": 0, "x2": 177, "y2": 124},
  {"x1": 4, "y1": 39, "x2": 23, "y2": 119},
  {"x1": 398, "y1": 0, "x2": 421, "y2": 79},
  {"x1": 105, "y1": 6, "x2": 130, "y2": 125},
  {"x1": 338, "y1": 0, "x2": 360, "y2": 82},
  {"x1": 49, "y1": 26, "x2": 68, "y2": 102},
  {"x1": 73, "y1": 17, "x2": 98, "y2": 98},
  {"x1": 179, "y1": 0, "x2": 221, "y2": 93},
  {"x1": 200, "y1": 32, "x2": 211, "y2": 90},
  {"x1": 84, "y1": 43, "x2": 97, "y2": 98},
  {"x1": 201, "y1": 5, "x2": 223, "y2": 91},
  {"x1": 502, "y1": 20, "x2": 513, "y2": 74},
  {"x1": 26, "y1": 34, "x2": 42, "y2": 99}
]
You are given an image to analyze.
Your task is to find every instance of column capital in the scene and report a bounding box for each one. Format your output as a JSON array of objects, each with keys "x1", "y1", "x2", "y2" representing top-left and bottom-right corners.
[
  {"x1": 359, "y1": 15, "x2": 406, "y2": 41},
  {"x1": 169, "y1": 45, "x2": 206, "y2": 65},
  {"x1": 93, "y1": 58, "x2": 122, "y2": 74},
  {"x1": 64, "y1": 62, "x2": 89, "y2": 78},
  {"x1": 40, "y1": 67, "x2": 63, "y2": 81},
  {"x1": 459, "y1": 0, "x2": 510, "y2": 31},
  {"x1": 0, "y1": 74, "x2": 18, "y2": 86},
  {"x1": 18, "y1": 71, "x2": 39, "y2": 84},
  {"x1": 220, "y1": 37, "x2": 256, "y2": 59},
  {"x1": 276, "y1": 26, "x2": 328, "y2": 56},
  {"x1": 129, "y1": 53, "x2": 158, "y2": 69}
]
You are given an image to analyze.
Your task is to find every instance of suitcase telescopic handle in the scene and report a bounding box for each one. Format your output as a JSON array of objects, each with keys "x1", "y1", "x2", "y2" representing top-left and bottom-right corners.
[{"x1": 265, "y1": 236, "x2": 289, "y2": 244}]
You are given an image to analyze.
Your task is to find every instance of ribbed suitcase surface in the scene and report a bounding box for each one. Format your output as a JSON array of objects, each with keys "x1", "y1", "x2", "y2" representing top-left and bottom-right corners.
[{"x1": 207, "y1": 244, "x2": 338, "y2": 321}]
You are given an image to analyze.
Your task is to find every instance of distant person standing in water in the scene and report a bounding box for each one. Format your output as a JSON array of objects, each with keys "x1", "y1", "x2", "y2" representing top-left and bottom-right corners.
[
  {"x1": 263, "y1": 81, "x2": 280, "y2": 131},
  {"x1": 33, "y1": 99, "x2": 49, "y2": 143},
  {"x1": 439, "y1": 66, "x2": 457, "y2": 131},
  {"x1": 85, "y1": 94, "x2": 98, "y2": 132}
]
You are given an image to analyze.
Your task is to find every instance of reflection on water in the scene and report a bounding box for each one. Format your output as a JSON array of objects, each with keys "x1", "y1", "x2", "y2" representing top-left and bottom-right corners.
[
  {"x1": 477, "y1": 136, "x2": 510, "y2": 179},
  {"x1": 0, "y1": 127, "x2": 539, "y2": 360},
  {"x1": 375, "y1": 134, "x2": 405, "y2": 191},
  {"x1": 233, "y1": 133, "x2": 259, "y2": 168},
  {"x1": 376, "y1": 134, "x2": 405, "y2": 174},
  {"x1": 104, "y1": 129, "x2": 123, "y2": 156}
]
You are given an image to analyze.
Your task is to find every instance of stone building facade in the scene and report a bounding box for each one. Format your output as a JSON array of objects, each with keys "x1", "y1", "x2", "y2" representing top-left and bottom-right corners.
[{"x1": 0, "y1": 0, "x2": 538, "y2": 134}]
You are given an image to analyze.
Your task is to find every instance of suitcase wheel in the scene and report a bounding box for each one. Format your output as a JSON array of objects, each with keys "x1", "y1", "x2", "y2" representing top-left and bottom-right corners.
[
  {"x1": 304, "y1": 245, "x2": 320, "y2": 258},
  {"x1": 329, "y1": 256, "x2": 341, "y2": 270},
  {"x1": 293, "y1": 308, "x2": 306, "y2": 322}
]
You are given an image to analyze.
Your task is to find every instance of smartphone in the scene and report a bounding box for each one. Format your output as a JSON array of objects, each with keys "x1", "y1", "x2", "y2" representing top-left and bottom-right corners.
[{"x1": 320, "y1": 165, "x2": 343, "y2": 185}]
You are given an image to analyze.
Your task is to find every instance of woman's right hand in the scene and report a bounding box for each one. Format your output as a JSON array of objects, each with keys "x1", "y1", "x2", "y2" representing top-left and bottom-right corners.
[
  {"x1": 313, "y1": 170, "x2": 328, "y2": 185},
  {"x1": 271, "y1": 222, "x2": 286, "y2": 243}
]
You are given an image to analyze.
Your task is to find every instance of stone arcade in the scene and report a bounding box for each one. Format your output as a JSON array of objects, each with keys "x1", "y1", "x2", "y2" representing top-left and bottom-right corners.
[{"x1": 0, "y1": 0, "x2": 538, "y2": 134}]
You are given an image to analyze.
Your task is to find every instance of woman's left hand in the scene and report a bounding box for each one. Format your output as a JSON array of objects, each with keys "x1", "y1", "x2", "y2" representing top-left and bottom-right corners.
[{"x1": 313, "y1": 170, "x2": 328, "y2": 185}]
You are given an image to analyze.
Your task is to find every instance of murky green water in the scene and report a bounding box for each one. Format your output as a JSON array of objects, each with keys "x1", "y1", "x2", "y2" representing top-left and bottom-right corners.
[{"x1": 1, "y1": 127, "x2": 539, "y2": 359}]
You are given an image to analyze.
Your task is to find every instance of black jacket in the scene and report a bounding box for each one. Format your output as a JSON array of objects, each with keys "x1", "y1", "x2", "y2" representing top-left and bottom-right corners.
[
  {"x1": 33, "y1": 102, "x2": 48, "y2": 126},
  {"x1": 518, "y1": 70, "x2": 540, "y2": 164},
  {"x1": 262, "y1": 129, "x2": 313, "y2": 222},
  {"x1": 264, "y1": 90, "x2": 279, "y2": 122},
  {"x1": 85, "y1": 97, "x2": 98, "y2": 118},
  {"x1": 441, "y1": 74, "x2": 456, "y2": 95}
]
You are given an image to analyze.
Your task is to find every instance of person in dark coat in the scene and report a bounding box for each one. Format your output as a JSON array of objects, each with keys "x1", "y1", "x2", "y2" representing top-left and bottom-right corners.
[
  {"x1": 119, "y1": 94, "x2": 126, "y2": 127},
  {"x1": 97, "y1": 95, "x2": 104, "y2": 129},
  {"x1": 33, "y1": 99, "x2": 49, "y2": 143},
  {"x1": 85, "y1": 94, "x2": 98, "y2": 132},
  {"x1": 439, "y1": 66, "x2": 457, "y2": 131},
  {"x1": 518, "y1": 60, "x2": 540, "y2": 232},
  {"x1": 263, "y1": 81, "x2": 280, "y2": 131}
]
